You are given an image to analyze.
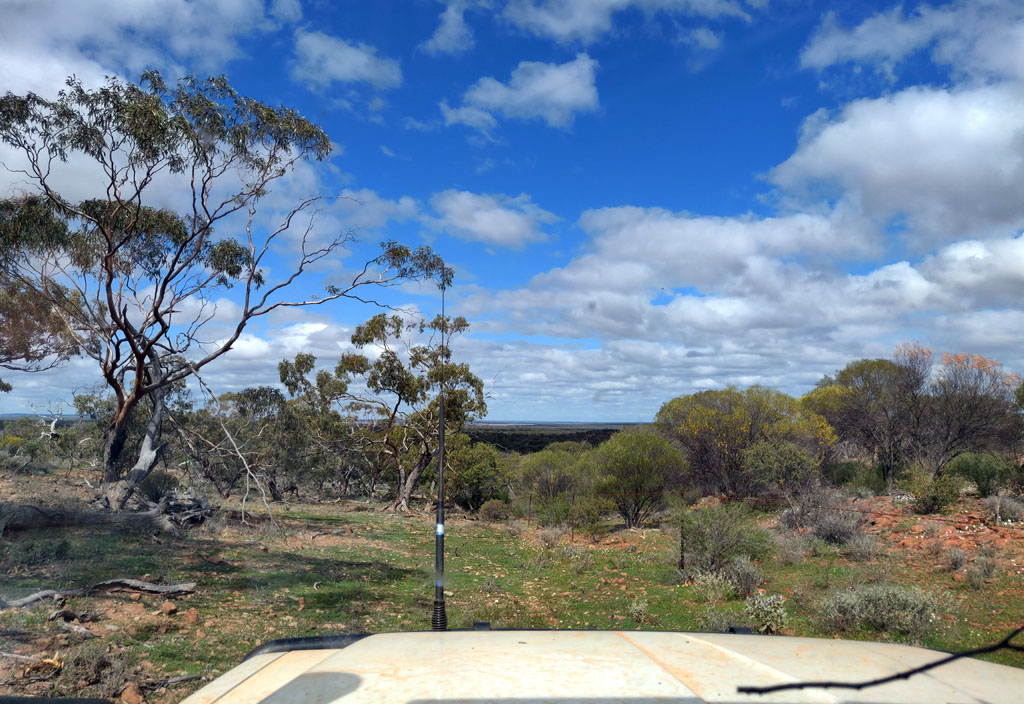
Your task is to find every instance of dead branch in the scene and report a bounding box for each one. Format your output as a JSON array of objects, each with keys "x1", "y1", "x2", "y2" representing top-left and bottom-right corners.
[
  {"x1": 0, "y1": 500, "x2": 176, "y2": 535},
  {"x1": 1, "y1": 578, "x2": 196, "y2": 609}
]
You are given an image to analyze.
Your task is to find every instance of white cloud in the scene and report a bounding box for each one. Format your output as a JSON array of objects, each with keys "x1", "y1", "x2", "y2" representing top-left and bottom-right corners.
[
  {"x1": 444, "y1": 53, "x2": 599, "y2": 131},
  {"x1": 291, "y1": 29, "x2": 402, "y2": 90},
  {"x1": 502, "y1": 0, "x2": 750, "y2": 44},
  {"x1": 380, "y1": 145, "x2": 396, "y2": 158},
  {"x1": 0, "y1": 0, "x2": 289, "y2": 97},
  {"x1": 421, "y1": 0, "x2": 476, "y2": 55},
  {"x1": 801, "y1": 1, "x2": 1024, "y2": 82},
  {"x1": 427, "y1": 190, "x2": 558, "y2": 248},
  {"x1": 771, "y1": 84, "x2": 1024, "y2": 245}
]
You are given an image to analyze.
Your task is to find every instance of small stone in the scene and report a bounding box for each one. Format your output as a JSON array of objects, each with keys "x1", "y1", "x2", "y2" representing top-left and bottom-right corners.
[
  {"x1": 196, "y1": 630, "x2": 206, "y2": 639},
  {"x1": 160, "y1": 601, "x2": 177, "y2": 615},
  {"x1": 120, "y1": 682, "x2": 143, "y2": 704},
  {"x1": 183, "y1": 608, "x2": 199, "y2": 625},
  {"x1": 129, "y1": 593, "x2": 142, "y2": 602}
]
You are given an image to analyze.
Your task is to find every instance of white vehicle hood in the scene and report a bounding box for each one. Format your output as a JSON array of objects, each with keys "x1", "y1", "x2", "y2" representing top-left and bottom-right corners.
[{"x1": 181, "y1": 630, "x2": 1024, "y2": 704}]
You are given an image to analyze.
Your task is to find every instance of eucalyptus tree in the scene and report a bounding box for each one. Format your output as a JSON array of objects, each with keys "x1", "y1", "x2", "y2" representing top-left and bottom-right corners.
[
  {"x1": 280, "y1": 311, "x2": 487, "y2": 511},
  {"x1": 0, "y1": 73, "x2": 444, "y2": 510}
]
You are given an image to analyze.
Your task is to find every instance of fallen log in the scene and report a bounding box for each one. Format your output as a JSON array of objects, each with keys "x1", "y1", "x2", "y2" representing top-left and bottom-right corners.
[
  {"x1": 0, "y1": 500, "x2": 177, "y2": 535},
  {"x1": 1, "y1": 579, "x2": 196, "y2": 609}
]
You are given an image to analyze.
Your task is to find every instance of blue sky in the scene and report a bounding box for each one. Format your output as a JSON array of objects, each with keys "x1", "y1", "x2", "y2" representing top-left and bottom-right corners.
[{"x1": 3, "y1": 0, "x2": 1024, "y2": 421}]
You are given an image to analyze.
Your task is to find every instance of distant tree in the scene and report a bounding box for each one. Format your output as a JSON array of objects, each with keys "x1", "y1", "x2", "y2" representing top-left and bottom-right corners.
[
  {"x1": 0, "y1": 73, "x2": 444, "y2": 510},
  {"x1": 655, "y1": 386, "x2": 835, "y2": 497},
  {"x1": 808, "y1": 344, "x2": 1022, "y2": 485},
  {"x1": 588, "y1": 426, "x2": 686, "y2": 529},
  {"x1": 283, "y1": 311, "x2": 486, "y2": 511}
]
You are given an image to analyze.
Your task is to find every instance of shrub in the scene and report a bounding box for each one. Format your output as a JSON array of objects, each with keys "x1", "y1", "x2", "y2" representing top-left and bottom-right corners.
[
  {"x1": 983, "y1": 495, "x2": 1023, "y2": 523},
  {"x1": 691, "y1": 570, "x2": 732, "y2": 607},
  {"x1": 810, "y1": 512, "x2": 862, "y2": 545},
  {"x1": 573, "y1": 495, "x2": 615, "y2": 538},
  {"x1": 699, "y1": 607, "x2": 742, "y2": 633},
  {"x1": 774, "y1": 533, "x2": 808, "y2": 565},
  {"x1": 819, "y1": 584, "x2": 940, "y2": 637},
  {"x1": 967, "y1": 555, "x2": 997, "y2": 589},
  {"x1": 745, "y1": 594, "x2": 787, "y2": 634},
  {"x1": 536, "y1": 526, "x2": 565, "y2": 548},
  {"x1": 478, "y1": 499, "x2": 511, "y2": 522},
  {"x1": 903, "y1": 470, "x2": 963, "y2": 514},
  {"x1": 534, "y1": 496, "x2": 571, "y2": 527},
  {"x1": 949, "y1": 453, "x2": 1012, "y2": 498},
  {"x1": 722, "y1": 555, "x2": 763, "y2": 597},
  {"x1": 841, "y1": 533, "x2": 878, "y2": 561},
  {"x1": 628, "y1": 598, "x2": 650, "y2": 625},
  {"x1": 681, "y1": 502, "x2": 772, "y2": 573},
  {"x1": 137, "y1": 469, "x2": 178, "y2": 503},
  {"x1": 947, "y1": 547, "x2": 967, "y2": 571}
]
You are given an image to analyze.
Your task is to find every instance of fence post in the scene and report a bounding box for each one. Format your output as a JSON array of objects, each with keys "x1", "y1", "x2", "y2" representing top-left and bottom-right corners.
[
  {"x1": 570, "y1": 490, "x2": 576, "y2": 544},
  {"x1": 527, "y1": 494, "x2": 532, "y2": 525},
  {"x1": 678, "y1": 500, "x2": 686, "y2": 570}
]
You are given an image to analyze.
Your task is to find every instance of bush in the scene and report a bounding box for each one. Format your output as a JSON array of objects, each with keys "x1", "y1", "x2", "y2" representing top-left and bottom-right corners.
[
  {"x1": 819, "y1": 583, "x2": 940, "y2": 637},
  {"x1": 947, "y1": 548, "x2": 967, "y2": 571},
  {"x1": 573, "y1": 495, "x2": 615, "y2": 538},
  {"x1": 478, "y1": 499, "x2": 511, "y2": 522},
  {"x1": 774, "y1": 533, "x2": 808, "y2": 565},
  {"x1": 681, "y1": 502, "x2": 772, "y2": 573},
  {"x1": 903, "y1": 470, "x2": 963, "y2": 514},
  {"x1": 628, "y1": 598, "x2": 650, "y2": 625},
  {"x1": 536, "y1": 526, "x2": 565, "y2": 548},
  {"x1": 745, "y1": 594, "x2": 787, "y2": 634},
  {"x1": 983, "y1": 495, "x2": 1023, "y2": 523},
  {"x1": 841, "y1": 533, "x2": 878, "y2": 561},
  {"x1": 699, "y1": 607, "x2": 739, "y2": 633},
  {"x1": 137, "y1": 469, "x2": 178, "y2": 503},
  {"x1": 534, "y1": 496, "x2": 571, "y2": 527},
  {"x1": 722, "y1": 555, "x2": 763, "y2": 597},
  {"x1": 949, "y1": 453, "x2": 1012, "y2": 498},
  {"x1": 691, "y1": 570, "x2": 732, "y2": 607},
  {"x1": 810, "y1": 512, "x2": 862, "y2": 545},
  {"x1": 966, "y1": 555, "x2": 997, "y2": 589}
]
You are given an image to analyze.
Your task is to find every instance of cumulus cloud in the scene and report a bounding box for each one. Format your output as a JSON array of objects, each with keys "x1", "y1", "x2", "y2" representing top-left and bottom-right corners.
[
  {"x1": 421, "y1": 0, "x2": 477, "y2": 55},
  {"x1": 444, "y1": 53, "x2": 599, "y2": 131},
  {"x1": 502, "y1": 0, "x2": 750, "y2": 44},
  {"x1": 426, "y1": 190, "x2": 558, "y2": 248},
  {"x1": 291, "y1": 29, "x2": 402, "y2": 90},
  {"x1": 801, "y1": 0, "x2": 1024, "y2": 82},
  {"x1": 0, "y1": 0, "x2": 291, "y2": 97},
  {"x1": 771, "y1": 84, "x2": 1024, "y2": 245}
]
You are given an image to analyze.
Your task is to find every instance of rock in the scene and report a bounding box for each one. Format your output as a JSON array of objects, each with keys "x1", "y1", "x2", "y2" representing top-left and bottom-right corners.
[
  {"x1": 183, "y1": 608, "x2": 199, "y2": 625},
  {"x1": 120, "y1": 682, "x2": 144, "y2": 704},
  {"x1": 129, "y1": 593, "x2": 142, "y2": 601},
  {"x1": 160, "y1": 601, "x2": 177, "y2": 616}
]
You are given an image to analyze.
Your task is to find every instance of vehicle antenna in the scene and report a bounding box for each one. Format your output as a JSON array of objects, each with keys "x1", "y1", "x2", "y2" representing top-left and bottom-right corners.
[{"x1": 432, "y1": 270, "x2": 448, "y2": 632}]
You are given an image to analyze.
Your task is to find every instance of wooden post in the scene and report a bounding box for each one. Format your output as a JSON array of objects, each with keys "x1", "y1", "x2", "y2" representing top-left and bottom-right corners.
[
  {"x1": 570, "y1": 490, "x2": 576, "y2": 544},
  {"x1": 527, "y1": 494, "x2": 532, "y2": 525}
]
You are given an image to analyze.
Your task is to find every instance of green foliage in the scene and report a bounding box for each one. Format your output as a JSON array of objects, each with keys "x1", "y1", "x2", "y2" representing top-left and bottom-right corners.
[
  {"x1": 479, "y1": 499, "x2": 512, "y2": 522},
  {"x1": 819, "y1": 584, "x2": 940, "y2": 637},
  {"x1": 588, "y1": 426, "x2": 686, "y2": 528},
  {"x1": 681, "y1": 502, "x2": 773, "y2": 573},
  {"x1": 691, "y1": 570, "x2": 732, "y2": 607},
  {"x1": 949, "y1": 453, "x2": 1013, "y2": 498},
  {"x1": 741, "y1": 440, "x2": 820, "y2": 498},
  {"x1": 966, "y1": 556, "x2": 997, "y2": 589},
  {"x1": 442, "y1": 436, "x2": 507, "y2": 510},
  {"x1": 744, "y1": 593, "x2": 787, "y2": 634},
  {"x1": 903, "y1": 470, "x2": 963, "y2": 514},
  {"x1": 656, "y1": 386, "x2": 834, "y2": 497}
]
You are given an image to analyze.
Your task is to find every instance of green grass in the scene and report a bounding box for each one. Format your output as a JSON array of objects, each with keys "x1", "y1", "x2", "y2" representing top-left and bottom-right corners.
[{"x1": 1, "y1": 501, "x2": 1022, "y2": 702}]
